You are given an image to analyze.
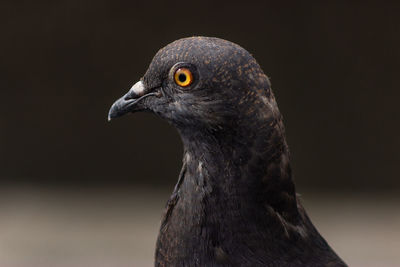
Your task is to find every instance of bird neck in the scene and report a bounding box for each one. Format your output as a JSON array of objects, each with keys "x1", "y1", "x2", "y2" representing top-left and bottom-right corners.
[
  {"x1": 155, "y1": 114, "x2": 302, "y2": 264},
  {"x1": 176, "y1": 118, "x2": 299, "y2": 221}
]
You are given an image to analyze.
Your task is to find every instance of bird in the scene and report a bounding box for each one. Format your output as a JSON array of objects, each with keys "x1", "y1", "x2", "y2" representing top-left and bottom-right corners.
[{"x1": 108, "y1": 37, "x2": 347, "y2": 267}]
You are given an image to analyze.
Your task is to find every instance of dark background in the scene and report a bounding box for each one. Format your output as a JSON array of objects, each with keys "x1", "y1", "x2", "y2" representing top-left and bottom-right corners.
[
  {"x1": 1, "y1": 1, "x2": 399, "y2": 191},
  {"x1": 1, "y1": 1, "x2": 399, "y2": 266}
]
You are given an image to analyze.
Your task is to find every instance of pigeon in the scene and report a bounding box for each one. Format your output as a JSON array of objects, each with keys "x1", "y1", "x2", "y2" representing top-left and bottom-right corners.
[{"x1": 108, "y1": 37, "x2": 347, "y2": 267}]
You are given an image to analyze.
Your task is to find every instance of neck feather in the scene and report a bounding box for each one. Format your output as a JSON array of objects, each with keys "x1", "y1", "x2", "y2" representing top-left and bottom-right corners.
[{"x1": 176, "y1": 113, "x2": 299, "y2": 221}]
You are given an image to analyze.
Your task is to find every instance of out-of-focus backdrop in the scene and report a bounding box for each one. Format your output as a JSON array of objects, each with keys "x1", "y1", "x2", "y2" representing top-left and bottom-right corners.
[{"x1": 1, "y1": 1, "x2": 399, "y2": 266}]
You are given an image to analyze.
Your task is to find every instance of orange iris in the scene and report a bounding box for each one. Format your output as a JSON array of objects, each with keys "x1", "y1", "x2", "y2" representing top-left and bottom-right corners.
[{"x1": 174, "y1": 68, "x2": 193, "y2": 87}]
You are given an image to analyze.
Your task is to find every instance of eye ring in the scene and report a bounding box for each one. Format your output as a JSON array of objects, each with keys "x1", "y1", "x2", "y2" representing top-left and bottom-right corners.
[{"x1": 174, "y1": 68, "x2": 193, "y2": 87}]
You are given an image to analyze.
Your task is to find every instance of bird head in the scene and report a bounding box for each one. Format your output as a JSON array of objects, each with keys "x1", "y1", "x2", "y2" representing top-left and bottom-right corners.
[{"x1": 108, "y1": 37, "x2": 279, "y2": 138}]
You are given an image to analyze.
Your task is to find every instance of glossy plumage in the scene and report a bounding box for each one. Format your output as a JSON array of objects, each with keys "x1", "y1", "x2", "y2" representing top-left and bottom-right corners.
[{"x1": 109, "y1": 37, "x2": 347, "y2": 267}]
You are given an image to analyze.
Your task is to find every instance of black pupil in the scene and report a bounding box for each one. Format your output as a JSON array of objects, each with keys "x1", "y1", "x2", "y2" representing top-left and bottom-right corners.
[{"x1": 178, "y1": 73, "x2": 187, "y2": 83}]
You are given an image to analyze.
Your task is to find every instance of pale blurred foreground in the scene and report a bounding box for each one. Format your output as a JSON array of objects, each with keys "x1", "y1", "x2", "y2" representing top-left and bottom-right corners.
[{"x1": 0, "y1": 185, "x2": 398, "y2": 267}]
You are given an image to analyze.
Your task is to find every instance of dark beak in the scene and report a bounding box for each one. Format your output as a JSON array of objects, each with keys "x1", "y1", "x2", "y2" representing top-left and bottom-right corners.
[{"x1": 108, "y1": 81, "x2": 157, "y2": 121}]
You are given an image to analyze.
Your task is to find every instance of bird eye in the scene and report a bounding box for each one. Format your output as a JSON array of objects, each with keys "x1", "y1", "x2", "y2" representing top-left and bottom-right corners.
[{"x1": 174, "y1": 68, "x2": 193, "y2": 87}]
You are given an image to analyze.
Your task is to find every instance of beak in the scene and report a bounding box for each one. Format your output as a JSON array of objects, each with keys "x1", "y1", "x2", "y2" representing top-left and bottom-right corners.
[{"x1": 108, "y1": 81, "x2": 158, "y2": 121}]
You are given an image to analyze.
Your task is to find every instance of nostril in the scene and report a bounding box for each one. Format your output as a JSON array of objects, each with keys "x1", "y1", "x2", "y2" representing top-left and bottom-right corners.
[
  {"x1": 123, "y1": 94, "x2": 132, "y2": 101},
  {"x1": 123, "y1": 90, "x2": 141, "y2": 101},
  {"x1": 123, "y1": 95, "x2": 132, "y2": 101}
]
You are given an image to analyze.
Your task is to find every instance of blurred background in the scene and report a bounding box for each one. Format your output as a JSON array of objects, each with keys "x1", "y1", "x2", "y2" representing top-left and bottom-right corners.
[{"x1": 1, "y1": 1, "x2": 399, "y2": 266}]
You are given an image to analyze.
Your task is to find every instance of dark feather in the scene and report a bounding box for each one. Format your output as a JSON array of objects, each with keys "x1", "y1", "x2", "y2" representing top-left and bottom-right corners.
[{"x1": 109, "y1": 37, "x2": 347, "y2": 267}]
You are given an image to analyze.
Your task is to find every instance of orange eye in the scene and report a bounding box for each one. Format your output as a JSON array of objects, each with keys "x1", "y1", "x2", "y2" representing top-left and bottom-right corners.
[{"x1": 174, "y1": 68, "x2": 193, "y2": 87}]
